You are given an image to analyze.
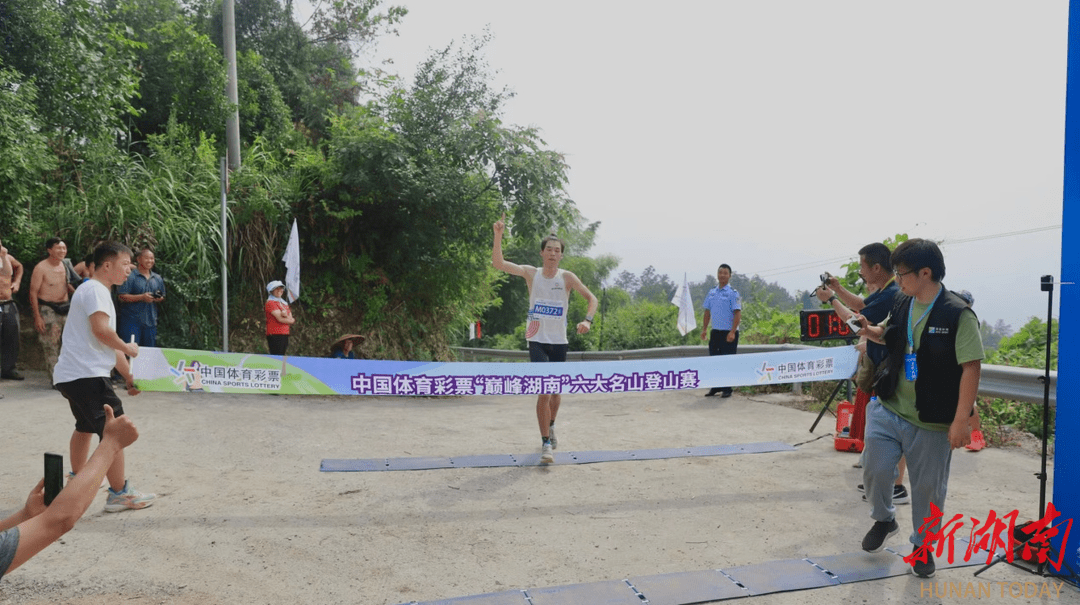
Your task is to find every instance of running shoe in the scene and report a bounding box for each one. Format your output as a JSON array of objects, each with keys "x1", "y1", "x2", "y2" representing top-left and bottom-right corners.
[
  {"x1": 540, "y1": 443, "x2": 554, "y2": 464},
  {"x1": 104, "y1": 481, "x2": 157, "y2": 512}
]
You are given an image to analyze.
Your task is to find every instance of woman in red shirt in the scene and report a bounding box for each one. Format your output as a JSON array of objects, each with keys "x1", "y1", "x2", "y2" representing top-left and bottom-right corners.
[{"x1": 264, "y1": 280, "x2": 295, "y2": 355}]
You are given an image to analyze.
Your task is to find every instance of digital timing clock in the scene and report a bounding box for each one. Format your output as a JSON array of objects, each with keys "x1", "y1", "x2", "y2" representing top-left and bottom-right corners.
[{"x1": 799, "y1": 309, "x2": 857, "y2": 342}]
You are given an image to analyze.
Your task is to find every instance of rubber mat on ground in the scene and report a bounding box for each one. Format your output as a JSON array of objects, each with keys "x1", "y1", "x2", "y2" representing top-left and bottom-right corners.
[
  {"x1": 401, "y1": 544, "x2": 1008, "y2": 605},
  {"x1": 722, "y1": 558, "x2": 839, "y2": 596},
  {"x1": 386, "y1": 456, "x2": 456, "y2": 471},
  {"x1": 626, "y1": 569, "x2": 746, "y2": 604},
  {"x1": 805, "y1": 550, "x2": 910, "y2": 583},
  {"x1": 320, "y1": 441, "x2": 794, "y2": 472},
  {"x1": 320, "y1": 458, "x2": 387, "y2": 472},
  {"x1": 885, "y1": 537, "x2": 1006, "y2": 571},
  {"x1": 449, "y1": 454, "x2": 521, "y2": 468},
  {"x1": 525, "y1": 580, "x2": 644, "y2": 605},
  {"x1": 395, "y1": 589, "x2": 531, "y2": 605}
]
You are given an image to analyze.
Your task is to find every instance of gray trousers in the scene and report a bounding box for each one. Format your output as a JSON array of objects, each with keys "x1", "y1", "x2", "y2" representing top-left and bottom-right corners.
[{"x1": 864, "y1": 399, "x2": 953, "y2": 547}]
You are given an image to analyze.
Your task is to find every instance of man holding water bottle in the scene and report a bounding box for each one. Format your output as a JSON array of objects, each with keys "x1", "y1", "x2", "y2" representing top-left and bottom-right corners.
[{"x1": 53, "y1": 242, "x2": 157, "y2": 513}]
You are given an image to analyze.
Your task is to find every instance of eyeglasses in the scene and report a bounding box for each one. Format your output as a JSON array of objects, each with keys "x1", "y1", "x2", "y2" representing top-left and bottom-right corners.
[{"x1": 893, "y1": 269, "x2": 916, "y2": 279}]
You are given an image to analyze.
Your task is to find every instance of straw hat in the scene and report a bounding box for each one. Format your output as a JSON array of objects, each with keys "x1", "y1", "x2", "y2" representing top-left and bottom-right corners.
[{"x1": 330, "y1": 334, "x2": 366, "y2": 352}]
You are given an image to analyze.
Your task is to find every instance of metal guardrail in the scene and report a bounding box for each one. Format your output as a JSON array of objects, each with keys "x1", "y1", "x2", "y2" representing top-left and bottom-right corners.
[{"x1": 452, "y1": 345, "x2": 1056, "y2": 406}]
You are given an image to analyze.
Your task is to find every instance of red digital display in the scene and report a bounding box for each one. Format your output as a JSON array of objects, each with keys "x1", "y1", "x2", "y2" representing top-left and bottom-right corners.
[{"x1": 799, "y1": 309, "x2": 857, "y2": 342}]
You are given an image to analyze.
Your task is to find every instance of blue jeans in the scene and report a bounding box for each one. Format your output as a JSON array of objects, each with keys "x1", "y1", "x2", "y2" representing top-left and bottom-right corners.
[
  {"x1": 118, "y1": 318, "x2": 157, "y2": 347},
  {"x1": 863, "y1": 399, "x2": 953, "y2": 547}
]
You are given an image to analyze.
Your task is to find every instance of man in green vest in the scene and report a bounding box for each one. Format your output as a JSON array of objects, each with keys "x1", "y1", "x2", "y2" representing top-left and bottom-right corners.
[{"x1": 855, "y1": 238, "x2": 983, "y2": 579}]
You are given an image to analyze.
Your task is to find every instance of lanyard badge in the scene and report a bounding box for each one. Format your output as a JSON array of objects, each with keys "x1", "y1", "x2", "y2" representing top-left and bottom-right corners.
[
  {"x1": 905, "y1": 286, "x2": 943, "y2": 383},
  {"x1": 905, "y1": 353, "x2": 918, "y2": 381}
]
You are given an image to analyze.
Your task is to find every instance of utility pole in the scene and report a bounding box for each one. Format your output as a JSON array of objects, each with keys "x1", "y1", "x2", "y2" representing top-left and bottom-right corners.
[{"x1": 223, "y1": 0, "x2": 241, "y2": 170}]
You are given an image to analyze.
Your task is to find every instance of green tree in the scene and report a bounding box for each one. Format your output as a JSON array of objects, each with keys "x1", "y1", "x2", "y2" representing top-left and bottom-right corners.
[
  {"x1": 582, "y1": 302, "x2": 687, "y2": 351},
  {"x1": 0, "y1": 0, "x2": 141, "y2": 142},
  {"x1": 236, "y1": 50, "x2": 292, "y2": 143},
  {"x1": 128, "y1": 19, "x2": 229, "y2": 144},
  {"x1": 979, "y1": 319, "x2": 1012, "y2": 352},
  {"x1": 985, "y1": 317, "x2": 1056, "y2": 370},
  {"x1": 0, "y1": 69, "x2": 56, "y2": 252},
  {"x1": 636, "y1": 266, "x2": 675, "y2": 304}
]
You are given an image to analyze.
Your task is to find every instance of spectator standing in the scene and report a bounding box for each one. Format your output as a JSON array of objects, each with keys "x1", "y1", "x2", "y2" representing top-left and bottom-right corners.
[
  {"x1": 117, "y1": 249, "x2": 165, "y2": 347},
  {"x1": 29, "y1": 237, "x2": 72, "y2": 381},
  {"x1": 265, "y1": 280, "x2": 294, "y2": 355},
  {"x1": 700, "y1": 264, "x2": 742, "y2": 397},
  {"x1": 0, "y1": 238, "x2": 24, "y2": 380}
]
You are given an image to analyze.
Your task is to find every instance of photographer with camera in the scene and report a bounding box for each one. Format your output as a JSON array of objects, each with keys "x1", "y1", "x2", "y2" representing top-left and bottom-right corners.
[
  {"x1": 117, "y1": 248, "x2": 165, "y2": 347},
  {"x1": 815, "y1": 243, "x2": 908, "y2": 503}
]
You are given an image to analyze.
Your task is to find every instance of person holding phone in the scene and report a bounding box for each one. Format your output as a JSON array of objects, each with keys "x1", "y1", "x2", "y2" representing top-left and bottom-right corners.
[
  {"x1": 0, "y1": 404, "x2": 140, "y2": 581},
  {"x1": 815, "y1": 243, "x2": 909, "y2": 503},
  {"x1": 117, "y1": 248, "x2": 165, "y2": 347}
]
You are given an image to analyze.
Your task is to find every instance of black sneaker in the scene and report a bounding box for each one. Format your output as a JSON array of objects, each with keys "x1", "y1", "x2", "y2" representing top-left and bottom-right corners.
[
  {"x1": 860, "y1": 484, "x2": 910, "y2": 505},
  {"x1": 1, "y1": 371, "x2": 24, "y2": 380},
  {"x1": 704, "y1": 388, "x2": 720, "y2": 397},
  {"x1": 911, "y1": 549, "x2": 936, "y2": 578},
  {"x1": 720, "y1": 390, "x2": 733, "y2": 398},
  {"x1": 891, "y1": 484, "x2": 910, "y2": 504},
  {"x1": 861, "y1": 519, "x2": 899, "y2": 553}
]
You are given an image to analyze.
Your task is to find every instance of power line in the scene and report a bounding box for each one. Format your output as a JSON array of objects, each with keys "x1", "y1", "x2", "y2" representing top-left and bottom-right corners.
[
  {"x1": 750, "y1": 225, "x2": 1062, "y2": 280},
  {"x1": 940, "y1": 224, "x2": 1061, "y2": 246}
]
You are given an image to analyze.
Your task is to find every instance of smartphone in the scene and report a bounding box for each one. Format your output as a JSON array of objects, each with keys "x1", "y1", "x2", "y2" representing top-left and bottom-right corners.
[
  {"x1": 846, "y1": 316, "x2": 862, "y2": 334},
  {"x1": 44, "y1": 452, "x2": 64, "y2": 506}
]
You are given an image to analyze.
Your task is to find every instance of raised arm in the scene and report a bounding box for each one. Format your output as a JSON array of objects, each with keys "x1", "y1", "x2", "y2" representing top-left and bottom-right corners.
[
  {"x1": 824, "y1": 275, "x2": 866, "y2": 312},
  {"x1": 491, "y1": 213, "x2": 528, "y2": 278}
]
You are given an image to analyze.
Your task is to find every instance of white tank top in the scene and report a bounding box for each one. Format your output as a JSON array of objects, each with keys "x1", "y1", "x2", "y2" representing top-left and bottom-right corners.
[{"x1": 526, "y1": 269, "x2": 569, "y2": 344}]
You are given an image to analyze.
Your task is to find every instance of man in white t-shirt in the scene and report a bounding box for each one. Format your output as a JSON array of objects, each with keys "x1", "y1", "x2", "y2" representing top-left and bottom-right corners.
[
  {"x1": 54, "y1": 242, "x2": 156, "y2": 512},
  {"x1": 492, "y1": 213, "x2": 598, "y2": 464}
]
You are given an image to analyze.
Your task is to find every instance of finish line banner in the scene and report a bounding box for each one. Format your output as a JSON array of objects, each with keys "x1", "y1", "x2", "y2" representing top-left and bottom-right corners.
[{"x1": 131, "y1": 346, "x2": 858, "y2": 396}]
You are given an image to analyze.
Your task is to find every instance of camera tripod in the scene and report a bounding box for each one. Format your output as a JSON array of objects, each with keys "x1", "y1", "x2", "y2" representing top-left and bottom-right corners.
[{"x1": 809, "y1": 377, "x2": 853, "y2": 433}]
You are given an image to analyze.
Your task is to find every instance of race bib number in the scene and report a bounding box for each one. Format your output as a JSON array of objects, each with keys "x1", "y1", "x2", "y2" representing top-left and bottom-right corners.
[{"x1": 529, "y1": 299, "x2": 565, "y2": 320}]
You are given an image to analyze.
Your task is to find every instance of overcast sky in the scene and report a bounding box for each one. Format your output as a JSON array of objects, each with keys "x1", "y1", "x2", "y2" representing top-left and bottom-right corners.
[{"x1": 299, "y1": 0, "x2": 1067, "y2": 331}]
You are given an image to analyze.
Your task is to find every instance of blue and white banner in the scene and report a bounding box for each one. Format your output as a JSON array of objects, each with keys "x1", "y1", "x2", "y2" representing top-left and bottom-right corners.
[{"x1": 131, "y1": 346, "x2": 858, "y2": 396}]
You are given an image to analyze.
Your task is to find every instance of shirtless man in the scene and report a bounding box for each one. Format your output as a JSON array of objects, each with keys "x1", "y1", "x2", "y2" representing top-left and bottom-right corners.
[
  {"x1": 492, "y1": 213, "x2": 598, "y2": 464},
  {"x1": 0, "y1": 239, "x2": 24, "y2": 380},
  {"x1": 29, "y1": 237, "x2": 72, "y2": 380}
]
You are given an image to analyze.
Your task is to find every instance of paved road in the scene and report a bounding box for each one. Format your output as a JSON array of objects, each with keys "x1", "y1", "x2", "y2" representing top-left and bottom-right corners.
[{"x1": 0, "y1": 372, "x2": 1071, "y2": 604}]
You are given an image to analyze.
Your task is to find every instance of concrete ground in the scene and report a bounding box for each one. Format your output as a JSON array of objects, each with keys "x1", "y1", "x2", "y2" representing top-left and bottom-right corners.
[{"x1": 0, "y1": 370, "x2": 1074, "y2": 604}]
